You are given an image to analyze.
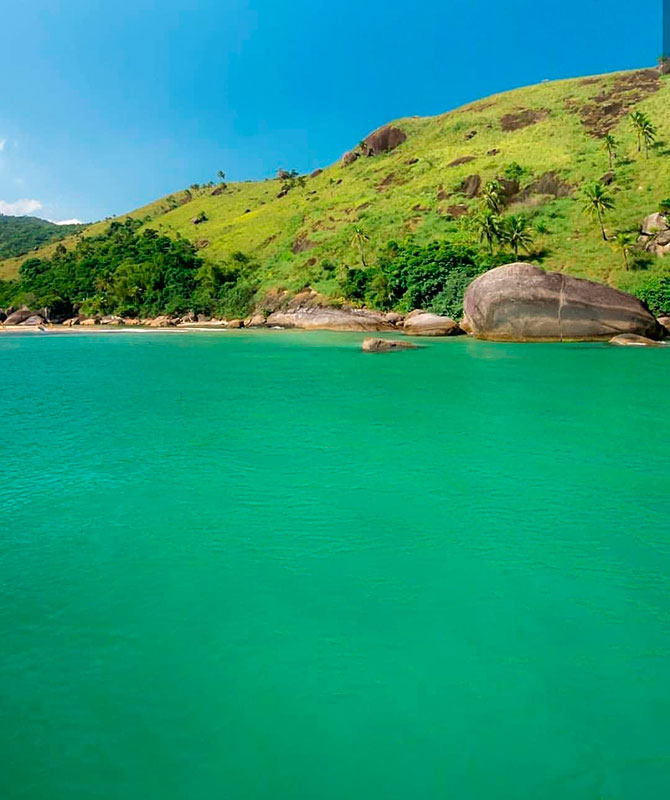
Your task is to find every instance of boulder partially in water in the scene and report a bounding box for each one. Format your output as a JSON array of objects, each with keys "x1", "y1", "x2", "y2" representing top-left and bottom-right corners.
[
  {"x1": 402, "y1": 313, "x2": 460, "y2": 336},
  {"x1": 463, "y1": 263, "x2": 662, "y2": 342},
  {"x1": 361, "y1": 338, "x2": 420, "y2": 352},
  {"x1": 609, "y1": 333, "x2": 664, "y2": 347}
]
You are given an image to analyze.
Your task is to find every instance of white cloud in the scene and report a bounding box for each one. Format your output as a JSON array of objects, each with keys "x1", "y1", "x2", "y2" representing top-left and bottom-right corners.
[
  {"x1": 52, "y1": 218, "x2": 83, "y2": 225},
  {"x1": 0, "y1": 198, "x2": 43, "y2": 216}
]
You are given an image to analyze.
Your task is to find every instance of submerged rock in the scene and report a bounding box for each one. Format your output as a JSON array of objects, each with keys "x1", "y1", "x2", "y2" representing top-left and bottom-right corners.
[
  {"x1": 361, "y1": 338, "x2": 420, "y2": 352},
  {"x1": 402, "y1": 313, "x2": 460, "y2": 336},
  {"x1": 463, "y1": 263, "x2": 662, "y2": 342},
  {"x1": 609, "y1": 334, "x2": 664, "y2": 347}
]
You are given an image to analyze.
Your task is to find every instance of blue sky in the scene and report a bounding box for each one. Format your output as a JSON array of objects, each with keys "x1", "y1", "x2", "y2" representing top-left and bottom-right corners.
[{"x1": 0, "y1": 0, "x2": 662, "y2": 223}]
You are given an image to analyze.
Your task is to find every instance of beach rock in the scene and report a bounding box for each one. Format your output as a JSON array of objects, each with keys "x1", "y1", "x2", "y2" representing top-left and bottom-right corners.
[
  {"x1": 361, "y1": 338, "x2": 420, "y2": 352},
  {"x1": 147, "y1": 316, "x2": 175, "y2": 327},
  {"x1": 609, "y1": 334, "x2": 664, "y2": 347},
  {"x1": 402, "y1": 313, "x2": 460, "y2": 336},
  {"x1": 244, "y1": 314, "x2": 266, "y2": 328},
  {"x1": 80, "y1": 318, "x2": 99, "y2": 326},
  {"x1": 4, "y1": 308, "x2": 40, "y2": 326},
  {"x1": 19, "y1": 315, "x2": 46, "y2": 326},
  {"x1": 100, "y1": 315, "x2": 124, "y2": 326},
  {"x1": 62, "y1": 317, "x2": 80, "y2": 327},
  {"x1": 227, "y1": 319, "x2": 244, "y2": 329},
  {"x1": 657, "y1": 316, "x2": 670, "y2": 336},
  {"x1": 384, "y1": 312, "x2": 404, "y2": 325},
  {"x1": 178, "y1": 312, "x2": 197, "y2": 324},
  {"x1": 0, "y1": 310, "x2": 6, "y2": 323},
  {"x1": 463, "y1": 262, "x2": 663, "y2": 341},
  {"x1": 266, "y1": 307, "x2": 393, "y2": 332},
  {"x1": 123, "y1": 318, "x2": 142, "y2": 326}
]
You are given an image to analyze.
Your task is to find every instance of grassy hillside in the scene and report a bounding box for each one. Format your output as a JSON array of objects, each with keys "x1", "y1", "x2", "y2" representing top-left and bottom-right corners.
[
  {"x1": 0, "y1": 215, "x2": 86, "y2": 260},
  {"x1": 2, "y1": 67, "x2": 669, "y2": 304}
]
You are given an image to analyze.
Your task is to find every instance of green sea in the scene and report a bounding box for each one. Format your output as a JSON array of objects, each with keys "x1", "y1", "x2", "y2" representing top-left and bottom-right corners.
[{"x1": 1, "y1": 329, "x2": 669, "y2": 799}]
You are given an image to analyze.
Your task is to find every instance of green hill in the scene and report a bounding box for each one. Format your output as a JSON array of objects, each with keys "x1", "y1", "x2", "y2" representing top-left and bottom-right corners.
[
  {"x1": 2, "y1": 66, "x2": 670, "y2": 316},
  {"x1": 0, "y1": 215, "x2": 86, "y2": 261}
]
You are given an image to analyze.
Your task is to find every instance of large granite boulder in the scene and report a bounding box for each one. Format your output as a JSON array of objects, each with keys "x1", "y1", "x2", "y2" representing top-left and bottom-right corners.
[
  {"x1": 657, "y1": 316, "x2": 670, "y2": 336},
  {"x1": 402, "y1": 313, "x2": 460, "y2": 336},
  {"x1": 463, "y1": 263, "x2": 662, "y2": 342}
]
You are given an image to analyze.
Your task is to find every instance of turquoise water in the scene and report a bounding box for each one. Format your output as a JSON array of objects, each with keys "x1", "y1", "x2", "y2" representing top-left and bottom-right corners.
[{"x1": 1, "y1": 329, "x2": 669, "y2": 799}]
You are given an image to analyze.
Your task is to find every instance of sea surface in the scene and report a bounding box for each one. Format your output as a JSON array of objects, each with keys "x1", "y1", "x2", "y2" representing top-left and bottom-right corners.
[{"x1": 1, "y1": 329, "x2": 669, "y2": 799}]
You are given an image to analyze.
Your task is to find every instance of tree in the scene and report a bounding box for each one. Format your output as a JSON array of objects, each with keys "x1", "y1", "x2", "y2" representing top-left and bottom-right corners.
[
  {"x1": 350, "y1": 226, "x2": 370, "y2": 267},
  {"x1": 613, "y1": 231, "x2": 636, "y2": 270},
  {"x1": 641, "y1": 117, "x2": 656, "y2": 158},
  {"x1": 500, "y1": 215, "x2": 535, "y2": 258},
  {"x1": 217, "y1": 170, "x2": 226, "y2": 182},
  {"x1": 483, "y1": 180, "x2": 503, "y2": 213},
  {"x1": 630, "y1": 111, "x2": 647, "y2": 153},
  {"x1": 473, "y1": 209, "x2": 501, "y2": 253},
  {"x1": 659, "y1": 198, "x2": 670, "y2": 217},
  {"x1": 581, "y1": 182, "x2": 615, "y2": 241},
  {"x1": 603, "y1": 134, "x2": 617, "y2": 169}
]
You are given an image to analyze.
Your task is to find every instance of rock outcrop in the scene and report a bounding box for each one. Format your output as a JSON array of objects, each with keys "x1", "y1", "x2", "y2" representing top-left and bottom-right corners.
[
  {"x1": 657, "y1": 316, "x2": 670, "y2": 335},
  {"x1": 609, "y1": 334, "x2": 664, "y2": 347},
  {"x1": 463, "y1": 263, "x2": 662, "y2": 342},
  {"x1": 640, "y1": 213, "x2": 670, "y2": 256},
  {"x1": 403, "y1": 313, "x2": 460, "y2": 336},
  {"x1": 19, "y1": 315, "x2": 46, "y2": 326},
  {"x1": 361, "y1": 338, "x2": 420, "y2": 352},
  {"x1": 361, "y1": 125, "x2": 406, "y2": 156}
]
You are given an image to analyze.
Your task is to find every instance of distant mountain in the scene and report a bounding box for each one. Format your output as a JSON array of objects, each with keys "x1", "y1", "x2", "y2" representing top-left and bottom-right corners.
[{"x1": 0, "y1": 215, "x2": 87, "y2": 260}]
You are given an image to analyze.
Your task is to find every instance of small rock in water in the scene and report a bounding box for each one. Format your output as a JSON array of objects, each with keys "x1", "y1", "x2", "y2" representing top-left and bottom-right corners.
[
  {"x1": 361, "y1": 338, "x2": 420, "y2": 353},
  {"x1": 609, "y1": 334, "x2": 664, "y2": 347}
]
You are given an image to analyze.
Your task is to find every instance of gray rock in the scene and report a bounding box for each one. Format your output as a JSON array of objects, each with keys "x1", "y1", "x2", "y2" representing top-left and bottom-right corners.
[
  {"x1": 100, "y1": 315, "x2": 124, "y2": 326},
  {"x1": 463, "y1": 262, "x2": 662, "y2": 341},
  {"x1": 402, "y1": 313, "x2": 460, "y2": 336}
]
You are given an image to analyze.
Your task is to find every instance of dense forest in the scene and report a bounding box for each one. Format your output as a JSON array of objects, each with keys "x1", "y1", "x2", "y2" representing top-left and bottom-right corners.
[{"x1": 0, "y1": 215, "x2": 86, "y2": 260}]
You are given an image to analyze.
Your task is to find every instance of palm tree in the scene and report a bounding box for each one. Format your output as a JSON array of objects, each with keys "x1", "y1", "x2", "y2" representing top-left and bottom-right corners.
[
  {"x1": 641, "y1": 118, "x2": 656, "y2": 158},
  {"x1": 483, "y1": 180, "x2": 503, "y2": 213},
  {"x1": 473, "y1": 209, "x2": 501, "y2": 254},
  {"x1": 500, "y1": 215, "x2": 535, "y2": 258},
  {"x1": 630, "y1": 111, "x2": 646, "y2": 153},
  {"x1": 350, "y1": 226, "x2": 370, "y2": 267},
  {"x1": 613, "y1": 232, "x2": 636, "y2": 270},
  {"x1": 603, "y1": 134, "x2": 617, "y2": 169},
  {"x1": 217, "y1": 170, "x2": 226, "y2": 182},
  {"x1": 581, "y1": 182, "x2": 615, "y2": 241}
]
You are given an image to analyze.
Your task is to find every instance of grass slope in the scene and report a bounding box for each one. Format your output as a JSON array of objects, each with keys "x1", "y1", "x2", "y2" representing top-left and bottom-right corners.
[
  {"x1": 3, "y1": 67, "x2": 669, "y2": 300},
  {"x1": 0, "y1": 215, "x2": 86, "y2": 260}
]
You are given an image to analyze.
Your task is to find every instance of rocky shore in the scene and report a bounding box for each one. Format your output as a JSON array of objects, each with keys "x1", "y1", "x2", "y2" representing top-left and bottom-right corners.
[{"x1": 2, "y1": 264, "x2": 669, "y2": 346}]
